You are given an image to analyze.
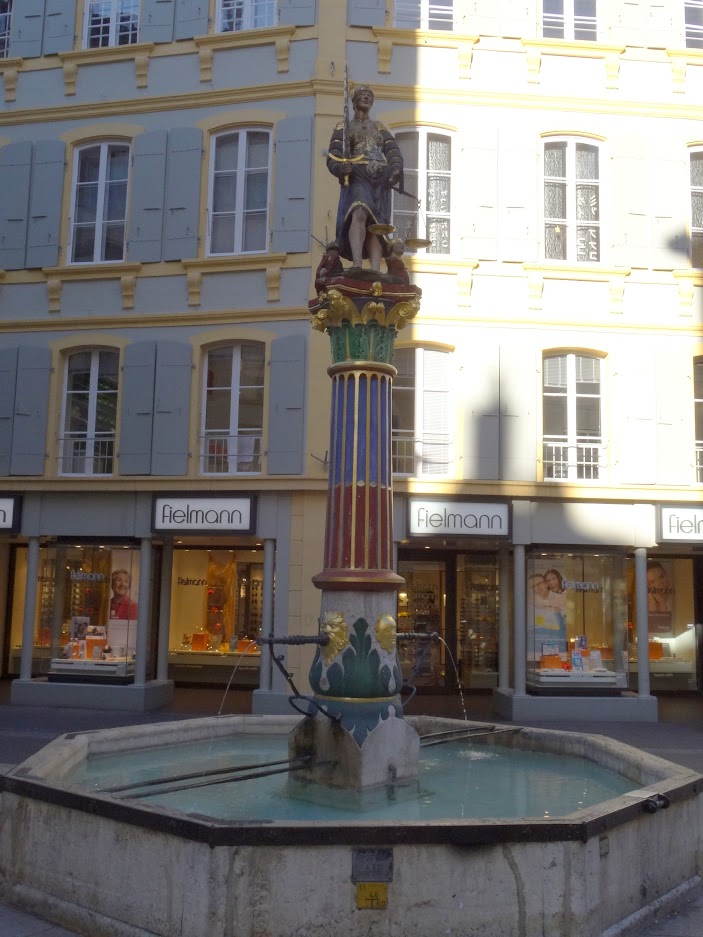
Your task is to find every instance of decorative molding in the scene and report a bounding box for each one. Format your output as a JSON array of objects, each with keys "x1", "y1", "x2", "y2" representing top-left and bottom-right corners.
[
  {"x1": 521, "y1": 39, "x2": 625, "y2": 88},
  {"x1": 0, "y1": 58, "x2": 22, "y2": 102},
  {"x1": 456, "y1": 262, "x2": 479, "y2": 307},
  {"x1": 181, "y1": 253, "x2": 287, "y2": 305},
  {"x1": 672, "y1": 269, "x2": 703, "y2": 316},
  {"x1": 194, "y1": 26, "x2": 297, "y2": 80},
  {"x1": 58, "y1": 43, "x2": 155, "y2": 96},
  {"x1": 371, "y1": 28, "x2": 478, "y2": 78},
  {"x1": 665, "y1": 49, "x2": 703, "y2": 93},
  {"x1": 42, "y1": 262, "x2": 143, "y2": 313},
  {"x1": 523, "y1": 262, "x2": 631, "y2": 312}
]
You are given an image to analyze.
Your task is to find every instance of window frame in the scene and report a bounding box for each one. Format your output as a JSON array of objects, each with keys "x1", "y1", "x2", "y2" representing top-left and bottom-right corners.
[
  {"x1": 690, "y1": 148, "x2": 703, "y2": 268},
  {"x1": 0, "y1": 0, "x2": 12, "y2": 59},
  {"x1": 542, "y1": 136, "x2": 602, "y2": 264},
  {"x1": 542, "y1": 351, "x2": 605, "y2": 482},
  {"x1": 206, "y1": 128, "x2": 272, "y2": 257},
  {"x1": 392, "y1": 127, "x2": 453, "y2": 257},
  {"x1": 685, "y1": 0, "x2": 703, "y2": 49},
  {"x1": 200, "y1": 341, "x2": 265, "y2": 476},
  {"x1": 694, "y1": 358, "x2": 703, "y2": 483},
  {"x1": 217, "y1": 0, "x2": 277, "y2": 32},
  {"x1": 393, "y1": 0, "x2": 454, "y2": 31},
  {"x1": 83, "y1": 0, "x2": 140, "y2": 49},
  {"x1": 59, "y1": 348, "x2": 120, "y2": 478},
  {"x1": 69, "y1": 140, "x2": 131, "y2": 265},
  {"x1": 542, "y1": 0, "x2": 598, "y2": 41},
  {"x1": 392, "y1": 346, "x2": 452, "y2": 478}
]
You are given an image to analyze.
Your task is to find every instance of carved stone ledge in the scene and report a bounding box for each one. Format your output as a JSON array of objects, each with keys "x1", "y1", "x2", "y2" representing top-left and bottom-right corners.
[
  {"x1": 523, "y1": 262, "x2": 631, "y2": 313},
  {"x1": 521, "y1": 39, "x2": 625, "y2": 88},
  {"x1": 457, "y1": 262, "x2": 479, "y2": 307},
  {"x1": 194, "y1": 26, "x2": 296, "y2": 81},
  {"x1": 58, "y1": 43, "x2": 155, "y2": 96},
  {"x1": 666, "y1": 49, "x2": 703, "y2": 93},
  {"x1": 0, "y1": 58, "x2": 22, "y2": 102},
  {"x1": 42, "y1": 262, "x2": 143, "y2": 313},
  {"x1": 182, "y1": 253, "x2": 287, "y2": 305},
  {"x1": 371, "y1": 27, "x2": 478, "y2": 78},
  {"x1": 673, "y1": 269, "x2": 703, "y2": 316}
]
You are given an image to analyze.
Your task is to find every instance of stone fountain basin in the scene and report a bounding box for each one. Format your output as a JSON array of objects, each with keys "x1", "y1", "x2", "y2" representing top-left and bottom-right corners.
[{"x1": 0, "y1": 714, "x2": 701, "y2": 937}]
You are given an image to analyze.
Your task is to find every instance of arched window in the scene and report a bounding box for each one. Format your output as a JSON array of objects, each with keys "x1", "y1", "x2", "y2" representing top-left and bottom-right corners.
[
  {"x1": 70, "y1": 142, "x2": 130, "y2": 263},
  {"x1": 60, "y1": 349, "x2": 119, "y2": 476},
  {"x1": 695, "y1": 358, "x2": 703, "y2": 482},
  {"x1": 201, "y1": 342, "x2": 265, "y2": 474},
  {"x1": 84, "y1": 0, "x2": 139, "y2": 48},
  {"x1": 218, "y1": 0, "x2": 276, "y2": 32},
  {"x1": 543, "y1": 138, "x2": 601, "y2": 263},
  {"x1": 392, "y1": 130, "x2": 452, "y2": 255},
  {"x1": 543, "y1": 352, "x2": 603, "y2": 480},
  {"x1": 392, "y1": 347, "x2": 451, "y2": 476},
  {"x1": 394, "y1": 0, "x2": 453, "y2": 30},
  {"x1": 208, "y1": 129, "x2": 271, "y2": 255}
]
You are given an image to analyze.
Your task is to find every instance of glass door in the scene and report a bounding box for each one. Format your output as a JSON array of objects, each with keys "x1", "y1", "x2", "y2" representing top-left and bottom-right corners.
[
  {"x1": 456, "y1": 554, "x2": 499, "y2": 689},
  {"x1": 397, "y1": 556, "x2": 452, "y2": 689}
]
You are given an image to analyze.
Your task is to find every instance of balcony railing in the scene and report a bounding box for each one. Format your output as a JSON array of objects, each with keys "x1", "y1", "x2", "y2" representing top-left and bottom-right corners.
[
  {"x1": 392, "y1": 434, "x2": 451, "y2": 476},
  {"x1": 395, "y1": 0, "x2": 454, "y2": 30},
  {"x1": 543, "y1": 437, "x2": 604, "y2": 480},
  {"x1": 697, "y1": 444, "x2": 703, "y2": 483},
  {"x1": 59, "y1": 435, "x2": 115, "y2": 476},
  {"x1": 200, "y1": 433, "x2": 262, "y2": 475}
]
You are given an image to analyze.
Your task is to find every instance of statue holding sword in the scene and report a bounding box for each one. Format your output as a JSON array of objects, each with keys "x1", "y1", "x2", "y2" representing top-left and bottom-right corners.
[{"x1": 327, "y1": 82, "x2": 404, "y2": 272}]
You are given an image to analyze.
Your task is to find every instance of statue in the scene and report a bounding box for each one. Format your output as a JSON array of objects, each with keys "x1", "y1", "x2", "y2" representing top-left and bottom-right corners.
[
  {"x1": 385, "y1": 239, "x2": 410, "y2": 286},
  {"x1": 327, "y1": 84, "x2": 403, "y2": 272},
  {"x1": 314, "y1": 241, "x2": 344, "y2": 293}
]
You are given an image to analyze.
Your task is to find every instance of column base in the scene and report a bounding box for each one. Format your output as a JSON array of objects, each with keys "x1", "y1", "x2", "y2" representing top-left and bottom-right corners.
[
  {"x1": 492, "y1": 688, "x2": 659, "y2": 722},
  {"x1": 10, "y1": 678, "x2": 174, "y2": 712}
]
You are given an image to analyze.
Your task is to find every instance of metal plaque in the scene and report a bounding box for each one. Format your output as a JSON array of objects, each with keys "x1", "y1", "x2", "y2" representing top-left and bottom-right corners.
[
  {"x1": 356, "y1": 883, "x2": 388, "y2": 910},
  {"x1": 351, "y1": 848, "x2": 393, "y2": 883}
]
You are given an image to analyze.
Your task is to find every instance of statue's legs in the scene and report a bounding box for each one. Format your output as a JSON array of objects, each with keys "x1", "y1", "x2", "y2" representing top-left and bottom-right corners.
[{"x1": 349, "y1": 206, "x2": 383, "y2": 271}]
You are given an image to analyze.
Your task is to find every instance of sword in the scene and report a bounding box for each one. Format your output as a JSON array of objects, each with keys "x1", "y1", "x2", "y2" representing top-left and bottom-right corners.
[{"x1": 342, "y1": 64, "x2": 350, "y2": 187}]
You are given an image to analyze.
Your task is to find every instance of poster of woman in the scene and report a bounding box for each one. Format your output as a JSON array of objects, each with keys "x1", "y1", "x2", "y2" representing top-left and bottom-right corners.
[
  {"x1": 647, "y1": 560, "x2": 674, "y2": 634},
  {"x1": 527, "y1": 567, "x2": 568, "y2": 658}
]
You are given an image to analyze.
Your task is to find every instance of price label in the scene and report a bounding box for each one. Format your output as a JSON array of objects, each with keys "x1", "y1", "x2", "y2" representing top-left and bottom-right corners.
[{"x1": 356, "y1": 882, "x2": 388, "y2": 910}]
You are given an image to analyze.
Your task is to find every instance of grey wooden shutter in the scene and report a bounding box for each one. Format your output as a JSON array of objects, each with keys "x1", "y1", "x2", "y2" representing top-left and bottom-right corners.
[
  {"x1": 42, "y1": 0, "x2": 76, "y2": 55},
  {"x1": 611, "y1": 138, "x2": 648, "y2": 268},
  {"x1": 655, "y1": 356, "x2": 689, "y2": 485},
  {"x1": 0, "y1": 348, "x2": 18, "y2": 477},
  {"x1": 280, "y1": 0, "x2": 316, "y2": 26},
  {"x1": 463, "y1": 345, "x2": 500, "y2": 480},
  {"x1": 500, "y1": 0, "x2": 533, "y2": 38},
  {"x1": 127, "y1": 131, "x2": 168, "y2": 263},
  {"x1": 0, "y1": 142, "x2": 32, "y2": 271},
  {"x1": 614, "y1": 355, "x2": 656, "y2": 484},
  {"x1": 464, "y1": 130, "x2": 498, "y2": 260},
  {"x1": 271, "y1": 117, "x2": 312, "y2": 254},
  {"x1": 348, "y1": 0, "x2": 385, "y2": 27},
  {"x1": 8, "y1": 0, "x2": 46, "y2": 58},
  {"x1": 267, "y1": 335, "x2": 306, "y2": 474},
  {"x1": 26, "y1": 140, "x2": 65, "y2": 269},
  {"x1": 650, "y1": 152, "x2": 687, "y2": 270},
  {"x1": 610, "y1": 1, "x2": 646, "y2": 47},
  {"x1": 468, "y1": 0, "x2": 500, "y2": 35},
  {"x1": 498, "y1": 133, "x2": 538, "y2": 262},
  {"x1": 174, "y1": 0, "x2": 209, "y2": 39},
  {"x1": 140, "y1": 0, "x2": 176, "y2": 43},
  {"x1": 152, "y1": 342, "x2": 192, "y2": 475},
  {"x1": 647, "y1": 2, "x2": 677, "y2": 48},
  {"x1": 119, "y1": 342, "x2": 157, "y2": 475},
  {"x1": 163, "y1": 128, "x2": 202, "y2": 261},
  {"x1": 10, "y1": 346, "x2": 51, "y2": 476},
  {"x1": 500, "y1": 344, "x2": 538, "y2": 482}
]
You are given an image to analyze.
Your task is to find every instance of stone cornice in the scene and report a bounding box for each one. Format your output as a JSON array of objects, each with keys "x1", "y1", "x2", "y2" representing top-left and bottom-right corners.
[
  {"x1": 371, "y1": 27, "x2": 478, "y2": 77},
  {"x1": 521, "y1": 38, "x2": 625, "y2": 87},
  {"x1": 58, "y1": 43, "x2": 155, "y2": 95},
  {"x1": 181, "y1": 253, "x2": 288, "y2": 304},
  {"x1": 0, "y1": 56, "x2": 22, "y2": 102},
  {"x1": 195, "y1": 26, "x2": 297, "y2": 79},
  {"x1": 42, "y1": 262, "x2": 142, "y2": 313}
]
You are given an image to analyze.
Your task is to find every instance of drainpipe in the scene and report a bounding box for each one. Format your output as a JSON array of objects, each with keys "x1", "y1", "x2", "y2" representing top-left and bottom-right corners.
[
  {"x1": 513, "y1": 544, "x2": 526, "y2": 695},
  {"x1": 19, "y1": 537, "x2": 41, "y2": 681},
  {"x1": 635, "y1": 547, "x2": 651, "y2": 698},
  {"x1": 156, "y1": 537, "x2": 173, "y2": 682},
  {"x1": 134, "y1": 537, "x2": 152, "y2": 686}
]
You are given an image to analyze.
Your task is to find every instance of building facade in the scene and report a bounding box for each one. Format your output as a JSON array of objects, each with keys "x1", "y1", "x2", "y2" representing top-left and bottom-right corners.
[{"x1": 0, "y1": 0, "x2": 702, "y2": 718}]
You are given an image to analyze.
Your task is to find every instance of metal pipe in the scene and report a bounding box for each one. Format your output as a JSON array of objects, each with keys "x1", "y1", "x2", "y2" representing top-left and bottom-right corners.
[
  {"x1": 101, "y1": 757, "x2": 298, "y2": 794},
  {"x1": 122, "y1": 759, "x2": 314, "y2": 799}
]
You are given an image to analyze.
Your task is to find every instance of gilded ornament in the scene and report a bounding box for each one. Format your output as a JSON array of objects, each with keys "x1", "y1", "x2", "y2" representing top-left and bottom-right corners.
[
  {"x1": 371, "y1": 281, "x2": 383, "y2": 296},
  {"x1": 319, "y1": 611, "x2": 350, "y2": 664},
  {"x1": 374, "y1": 613, "x2": 397, "y2": 653}
]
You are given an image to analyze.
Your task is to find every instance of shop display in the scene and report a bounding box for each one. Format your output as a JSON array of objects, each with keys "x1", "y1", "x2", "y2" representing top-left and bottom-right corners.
[{"x1": 457, "y1": 558, "x2": 498, "y2": 689}]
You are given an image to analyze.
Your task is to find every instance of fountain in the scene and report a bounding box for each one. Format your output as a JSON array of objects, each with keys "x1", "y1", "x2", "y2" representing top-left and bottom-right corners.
[{"x1": 1, "y1": 84, "x2": 703, "y2": 937}]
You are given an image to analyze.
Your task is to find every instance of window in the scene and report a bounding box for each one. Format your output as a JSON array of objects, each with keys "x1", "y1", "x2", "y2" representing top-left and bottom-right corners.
[
  {"x1": 85, "y1": 0, "x2": 139, "y2": 48},
  {"x1": 201, "y1": 343, "x2": 265, "y2": 474},
  {"x1": 71, "y1": 143, "x2": 130, "y2": 264},
  {"x1": 686, "y1": 0, "x2": 703, "y2": 48},
  {"x1": 392, "y1": 347, "x2": 451, "y2": 476},
  {"x1": 691, "y1": 152, "x2": 703, "y2": 267},
  {"x1": 218, "y1": 0, "x2": 276, "y2": 31},
  {"x1": 393, "y1": 131, "x2": 451, "y2": 254},
  {"x1": 208, "y1": 130, "x2": 270, "y2": 255},
  {"x1": 543, "y1": 0, "x2": 597, "y2": 40},
  {"x1": 542, "y1": 353, "x2": 603, "y2": 480},
  {"x1": 544, "y1": 139, "x2": 600, "y2": 262},
  {"x1": 60, "y1": 350, "x2": 119, "y2": 476},
  {"x1": 695, "y1": 359, "x2": 703, "y2": 483},
  {"x1": 394, "y1": 0, "x2": 453, "y2": 30},
  {"x1": 0, "y1": 1, "x2": 11, "y2": 59}
]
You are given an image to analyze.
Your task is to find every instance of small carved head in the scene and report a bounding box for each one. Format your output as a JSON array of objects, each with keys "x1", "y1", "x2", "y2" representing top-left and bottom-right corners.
[
  {"x1": 319, "y1": 611, "x2": 350, "y2": 664},
  {"x1": 374, "y1": 613, "x2": 397, "y2": 653}
]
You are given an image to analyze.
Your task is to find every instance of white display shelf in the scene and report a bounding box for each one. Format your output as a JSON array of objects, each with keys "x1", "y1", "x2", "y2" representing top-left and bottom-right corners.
[
  {"x1": 49, "y1": 658, "x2": 135, "y2": 678},
  {"x1": 528, "y1": 668, "x2": 627, "y2": 689}
]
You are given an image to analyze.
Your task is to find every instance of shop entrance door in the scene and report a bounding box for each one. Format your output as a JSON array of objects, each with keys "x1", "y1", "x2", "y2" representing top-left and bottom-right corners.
[
  {"x1": 397, "y1": 555, "x2": 454, "y2": 690},
  {"x1": 456, "y1": 554, "x2": 499, "y2": 689}
]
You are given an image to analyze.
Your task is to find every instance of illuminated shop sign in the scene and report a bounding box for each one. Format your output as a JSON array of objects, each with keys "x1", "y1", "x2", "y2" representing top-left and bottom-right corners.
[
  {"x1": 408, "y1": 500, "x2": 509, "y2": 537},
  {"x1": 659, "y1": 506, "x2": 703, "y2": 542},
  {"x1": 0, "y1": 496, "x2": 21, "y2": 533},
  {"x1": 153, "y1": 496, "x2": 255, "y2": 533}
]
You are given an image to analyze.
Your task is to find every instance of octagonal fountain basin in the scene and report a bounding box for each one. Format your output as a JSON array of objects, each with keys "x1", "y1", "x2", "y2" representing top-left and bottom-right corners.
[{"x1": 1, "y1": 715, "x2": 702, "y2": 937}]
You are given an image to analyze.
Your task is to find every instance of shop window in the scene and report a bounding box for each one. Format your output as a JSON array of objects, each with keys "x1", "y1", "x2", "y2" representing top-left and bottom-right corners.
[
  {"x1": 85, "y1": 0, "x2": 139, "y2": 48},
  {"x1": 392, "y1": 130, "x2": 452, "y2": 255},
  {"x1": 217, "y1": 0, "x2": 276, "y2": 31},
  {"x1": 207, "y1": 129, "x2": 270, "y2": 255},
  {"x1": 691, "y1": 151, "x2": 703, "y2": 267},
  {"x1": 686, "y1": 0, "x2": 703, "y2": 47},
  {"x1": 392, "y1": 347, "x2": 451, "y2": 476},
  {"x1": 0, "y1": 0, "x2": 11, "y2": 58},
  {"x1": 695, "y1": 359, "x2": 703, "y2": 482},
  {"x1": 542, "y1": 352, "x2": 603, "y2": 480},
  {"x1": 542, "y1": 0, "x2": 597, "y2": 40},
  {"x1": 526, "y1": 552, "x2": 629, "y2": 692},
  {"x1": 543, "y1": 139, "x2": 600, "y2": 262},
  {"x1": 70, "y1": 142, "x2": 130, "y2": 264},
  {"x1": 60, "y1": 349, "x2": 119, "y2": 476},
  {"x1": 394, "y1": 0, "x2": 453, "y2": 30},
  {"x1": 201, "y1": 342, "x2": 264, "y2": 475}
]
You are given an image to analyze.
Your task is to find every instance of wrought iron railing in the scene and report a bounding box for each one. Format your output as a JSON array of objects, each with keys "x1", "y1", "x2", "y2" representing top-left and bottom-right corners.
[
  {"x1": 543, "y1": 437, "x2": 604, "y2": 480},
  {"x1": 58, "y1": 435, "x2": 115, "y2": 476},
  {"x1": 392, "y1": 434, "x2": 451, "y2": 476},
  {"x1": 200, "y1": 433, "x2": 262, "y2": 475}
]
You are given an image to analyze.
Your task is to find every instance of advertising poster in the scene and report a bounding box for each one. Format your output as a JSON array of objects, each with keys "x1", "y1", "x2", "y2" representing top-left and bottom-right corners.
[
  {"x1": 107, "y1": 550, "x2": 139, "y2": 653},
  {"x1": 646, "y1": 559, "x2": 674, "y2": 635},
  {"x1": 527, "y1": 563, "x2": 568, "y2": 657}
]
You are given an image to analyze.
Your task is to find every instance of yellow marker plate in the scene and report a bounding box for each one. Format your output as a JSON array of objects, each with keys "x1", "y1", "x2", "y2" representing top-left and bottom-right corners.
[{"x1": 356, "y1": 882, "x2": 388, "y2": 909}]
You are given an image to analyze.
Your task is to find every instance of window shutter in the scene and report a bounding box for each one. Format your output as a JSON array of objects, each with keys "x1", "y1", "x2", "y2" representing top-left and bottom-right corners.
[
  {"x1": 280, "y1": 0, "x2": 316, "y2": 27},
  {"x1": 611, "y1": 140, "x2": 648, "y2": 268},
  {"x1": 463, "y1": 345, "x2": 500, "y2": 480},
  {"x1": 655, "y1": 356, "x2": 689, "y2": 485},
  {"x1": 152, "y1": 342, "x2": 192, "y2": 475},
  {"x1": 140, "y1": 0, "x2": 176, "y2": 43},
  {"x1": 501, "y1": 344, "x2": 538, "y2": 481},
  {"x1": 650, "y1": 153, "x2": 687, "y2": 270},
  {"x1": 163, "y1": 127, "x2": 202, "y2": 261},
  {"x1": 421, "y1": 349, "x2": 450, "y2": 476},
  {"x1": 613, "y1": 356, "x2": 656, "y2": 484},
  {"x1": 468, "y1": 0, "x2": 500, "y2": 36},
  {"x1": 267, "y1": 335, "x2": 306, "y2": 474},
  {"x1": 0, "y1": 348, "x2": 18, "y2": 477},
  {"x1": 119, "y1": 342, "x2": 157, "y2": 475},
  {"x1": 0, "y1": 142, "x2": 32, "y2": 271},
  {"x1": 464, "y1": 131, "x2": 498, "y2": 260},
  {"x1": 10, "y1": 346, "x2": 51, "y2": 476},
  {"x1": 127, "y1": 131, "x2": 168, "y2": 263},
  {"x1": 174, "y1": 0, "x2": 209, "y2": 39},
  {"x1": 348, "y1": 0, "x2": 386, "y2": 27},
  {"x1": 271, "y1": 117, "x2": 312, "y2": 254},
  {"x1": 646, "y1": 2, "x2": 676, "y2": 48},
  {"x1": 544, "y1": 355, "x2": 567, "y2": 387},
  {"x1": 8, "y1": 0, "x2": 46, "y2": 59},
  {"x1": 500, "y1": 0, "x2": 533, "y2": 38},
  {"x1": 499, "y1": 133, "x2": 538, "y2": 262},
  {"x1": 42, "y1": 0, "x2": 76, "y2": 55},
  {"x1": 26, "y1": 140, "x2": 65, "y2": 270},
  {"x1": 610, "y1": 1, "x2": 645, "y2": 47}
]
